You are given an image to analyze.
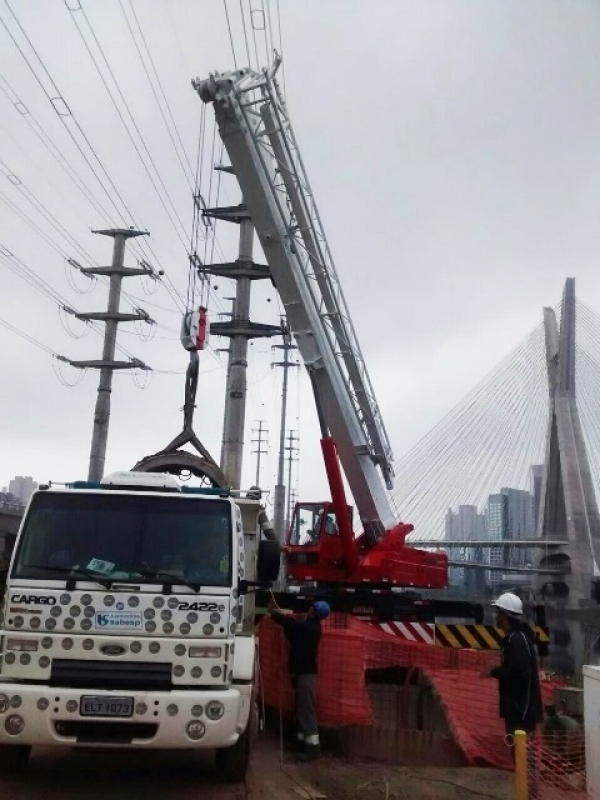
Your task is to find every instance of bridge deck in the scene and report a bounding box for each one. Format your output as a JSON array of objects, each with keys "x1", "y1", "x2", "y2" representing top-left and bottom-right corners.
[
  {"x1": 447, "y1": 560, "x2": 563, "y2": 574},
  {"x1": 409, "y1": 539, "x2": 568, "y2": 548}
]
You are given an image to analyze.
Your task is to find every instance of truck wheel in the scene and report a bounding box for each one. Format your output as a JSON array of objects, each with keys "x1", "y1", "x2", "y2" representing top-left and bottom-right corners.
[
  {"x1": 0, "y1": 744, "x2": 31, "y2": 773},
  {"x1": 215, "y1": 703, "x2": 257, "y2": 782}
]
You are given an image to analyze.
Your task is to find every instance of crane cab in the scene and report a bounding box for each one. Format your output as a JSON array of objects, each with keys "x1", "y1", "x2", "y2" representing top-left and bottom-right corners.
[{"x1": 285, "y1": 501, "x2": 354, "y2": 583}]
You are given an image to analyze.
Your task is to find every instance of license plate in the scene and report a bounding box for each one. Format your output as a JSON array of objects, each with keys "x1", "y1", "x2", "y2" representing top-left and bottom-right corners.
[{"x1": 80, "y1": 696, "x2": 133, "y2": 718}]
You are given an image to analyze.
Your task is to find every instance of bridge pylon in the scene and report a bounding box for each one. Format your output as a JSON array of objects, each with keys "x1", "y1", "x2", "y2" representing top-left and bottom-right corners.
[{"x1": 538, "y1": 278, "x2": 600, "y2": 610}]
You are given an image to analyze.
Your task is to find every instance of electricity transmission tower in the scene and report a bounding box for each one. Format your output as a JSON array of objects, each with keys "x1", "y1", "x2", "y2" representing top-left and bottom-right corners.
[
  {"x1": 251, "y1": 420, "x2": 269, "y2": 487},
  {"x1": 272, "y1": 327, "x2": 299, "y2": 542},
  {"x1": 285, "y1": 430, "x2": 299, "y2": 532},
  {"x1": 200, "y1": 167, "x2": 280, "y2": 489},
  {"x1": 68, "y1": 229, "x2": 154, "y2": 482}
]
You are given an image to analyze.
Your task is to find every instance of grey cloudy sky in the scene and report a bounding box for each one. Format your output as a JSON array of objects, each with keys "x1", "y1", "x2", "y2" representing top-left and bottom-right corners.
[{"x1": 1, "y1": 1, "x2": 600, "y2": 522}]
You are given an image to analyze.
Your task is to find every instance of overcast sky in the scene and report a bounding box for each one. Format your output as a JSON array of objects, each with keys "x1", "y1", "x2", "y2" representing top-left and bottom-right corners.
[{"x1": 2, "y1": 1, "x2": 600, "y2": 526}]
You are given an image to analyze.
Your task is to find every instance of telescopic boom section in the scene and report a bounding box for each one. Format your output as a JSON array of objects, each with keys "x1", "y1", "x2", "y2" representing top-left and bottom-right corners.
[{"x1": 193, "y1": 65, "x2": 395, "y2": 538}]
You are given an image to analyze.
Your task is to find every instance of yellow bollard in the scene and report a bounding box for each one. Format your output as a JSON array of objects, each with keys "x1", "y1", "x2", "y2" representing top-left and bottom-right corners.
[{"x1": 514, "y1": 729, "x2": 528, "y2": 800}]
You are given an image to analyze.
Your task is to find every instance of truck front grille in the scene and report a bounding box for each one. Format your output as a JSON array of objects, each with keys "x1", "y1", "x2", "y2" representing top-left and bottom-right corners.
[{"x1": 50, "y1": 659, "x2": 172, "y2": 690}]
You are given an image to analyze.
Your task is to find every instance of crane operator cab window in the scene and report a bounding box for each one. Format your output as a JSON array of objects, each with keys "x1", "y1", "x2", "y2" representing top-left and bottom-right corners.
[{"x1": 289, "y1": 503, "x2": 339, "y2": 547}]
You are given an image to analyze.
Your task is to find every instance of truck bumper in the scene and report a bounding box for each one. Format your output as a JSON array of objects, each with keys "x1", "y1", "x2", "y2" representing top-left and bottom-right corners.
[{"x1": 0, "y1": 682, "x2": 253, "y2": 749}]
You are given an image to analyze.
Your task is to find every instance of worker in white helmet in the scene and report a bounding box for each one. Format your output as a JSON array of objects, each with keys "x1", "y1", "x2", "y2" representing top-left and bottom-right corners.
[{"x1": 481, "y1": 592, "x2": 543, "y2": 741}]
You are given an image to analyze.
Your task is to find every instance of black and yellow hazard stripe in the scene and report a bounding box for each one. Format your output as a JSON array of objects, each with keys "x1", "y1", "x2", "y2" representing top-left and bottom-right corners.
[{"x1": 434, "y1": 624, "x2": 549, "y2": 650}]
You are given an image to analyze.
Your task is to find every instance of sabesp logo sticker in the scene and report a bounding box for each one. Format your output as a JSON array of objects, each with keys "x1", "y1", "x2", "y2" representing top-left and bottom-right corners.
[
  {"x1": 11, "y1": 595, "x2": 57, "y2": 605},
  {"x1": 95, "y1": 612, "x2": 142, "y2": 630}
]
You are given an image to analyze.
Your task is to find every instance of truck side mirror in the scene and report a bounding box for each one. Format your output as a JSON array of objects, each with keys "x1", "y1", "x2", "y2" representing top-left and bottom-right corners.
[{"x1": 257, "y1": 539, "x2": 281, "y2": 584}]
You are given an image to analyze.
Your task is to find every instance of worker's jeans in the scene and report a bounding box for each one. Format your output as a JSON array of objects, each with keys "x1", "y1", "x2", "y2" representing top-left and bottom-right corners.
[{"x1": 293, "y1": 674, "x2": 318, "y2": 743}]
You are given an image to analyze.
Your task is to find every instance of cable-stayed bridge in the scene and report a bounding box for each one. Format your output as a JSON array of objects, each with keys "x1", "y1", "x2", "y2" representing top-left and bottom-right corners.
[{"x1": 399, "y1": 278, "x2": 600, "y2": 612}]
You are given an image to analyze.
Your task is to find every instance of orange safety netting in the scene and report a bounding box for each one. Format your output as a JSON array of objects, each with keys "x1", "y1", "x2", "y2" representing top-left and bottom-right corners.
[
  {"x1": 524, "y1": 734, "x2": 587, "y2": 799},
  {"x1": 258, "y1": 612, "x2": 562, "y2": 770}
]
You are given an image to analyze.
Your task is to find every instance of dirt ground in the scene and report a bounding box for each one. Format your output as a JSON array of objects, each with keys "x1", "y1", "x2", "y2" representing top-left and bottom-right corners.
[
  {"x1": 249, "y1": 728, "x2": 514, "y2": 800},
  {"x1": 295, "y1": 758, "x2": 513, "y2": 800},
  {"x1": 0, "y1": 730, "x2": 514, "y2": 800}
]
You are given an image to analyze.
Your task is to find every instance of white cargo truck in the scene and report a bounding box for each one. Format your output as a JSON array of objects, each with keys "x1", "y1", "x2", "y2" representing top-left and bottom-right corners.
[{"x1": 0, "y1": 471, "x2": 280, "y2": 780}]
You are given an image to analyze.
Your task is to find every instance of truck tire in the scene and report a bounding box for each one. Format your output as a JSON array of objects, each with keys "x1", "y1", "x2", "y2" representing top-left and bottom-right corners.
[
  {"x1": 0, "y1": 744, "x2": 31, "y2": 773},
  {"x1": 215, "y1": 703, "x2": 257, "y2": 782}
]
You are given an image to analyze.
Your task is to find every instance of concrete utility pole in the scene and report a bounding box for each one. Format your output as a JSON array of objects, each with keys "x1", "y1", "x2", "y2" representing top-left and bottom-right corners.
[
  {"x1": 68, "y1": 229, "x2": 152, "y2": 482},
  {"x1": 284, "y1": 430, "x2": 299, "y2": 533},
  {"x1": 251, "y1": 420, "x2": 269, "y2": 487},
  {"x1": 200, "y1": 171, "x2": 281, "y2": 489},
  {"x1": 272, "y1": 328, "x2": 299, "y2": 543}
]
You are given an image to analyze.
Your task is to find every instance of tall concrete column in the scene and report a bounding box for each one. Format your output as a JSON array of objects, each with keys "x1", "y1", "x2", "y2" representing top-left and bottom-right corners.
[
  {"x1": 220, "y1": 214, "x2": 253, "y2": 488},
  {"x1": 66, "y1": 228, "x2": 150, "y2": 482},
  {"x1": 201, "y1": 200, "x2": 281, "y2": 490}
]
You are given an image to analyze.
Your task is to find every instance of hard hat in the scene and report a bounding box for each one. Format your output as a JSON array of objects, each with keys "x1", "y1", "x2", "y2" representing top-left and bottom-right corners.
[
  {"x1": 492, "y1": 592, "x2": 523, "y2": 617},
  {"x1": 313, "y1": 600, "x2": 331, "y2": 620}
]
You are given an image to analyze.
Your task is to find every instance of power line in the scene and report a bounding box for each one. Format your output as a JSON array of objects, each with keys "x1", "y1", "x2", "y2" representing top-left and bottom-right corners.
[
  {"x1": 0, "y1": 71, "x2": 184, "y2": 315},
  {"x1": 1, "y1": 1, "x2": 132, "y2": 222},
  {"x1": 239, "y1": 0, "x2": 252, "y2": 67},
  {"x1": 0, "y1": 246, "x2": 146, "y2": 364},
  {"x1": 247, "y1": 0, "x2": 261, "y2": 71},
  {"x1": 0, "y1": 158, "x2": 97, "y2": 267},
  {"x1": 66, "y1": 2, "x2": 191, "y2": 251},
  {"x1": 223, "y1": 0, "x2": 239, "y2": 69},
  {"x1": 1, "y1": 1, "x2": 186, "y2": 313},
  {"x1": 125, "y1": 0, "x2": 196, "y2": 186},
  {"x1": 0, "y1": 313, "x2": 63, "y2": 358}
]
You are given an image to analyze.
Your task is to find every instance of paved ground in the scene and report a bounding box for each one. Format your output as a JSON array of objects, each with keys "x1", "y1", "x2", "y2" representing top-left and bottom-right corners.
[{"x1": 0, "y1": 733, "x2": 514, "y2": 800}]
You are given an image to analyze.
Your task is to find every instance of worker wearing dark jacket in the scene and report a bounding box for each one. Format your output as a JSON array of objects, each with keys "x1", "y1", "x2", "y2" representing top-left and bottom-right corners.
[
  {"x1": 482, "y1": 593, "x2": 544, "y2": 738},
  {"x1": 269, "y1": 599, "x2": 331, "y2": 760}
]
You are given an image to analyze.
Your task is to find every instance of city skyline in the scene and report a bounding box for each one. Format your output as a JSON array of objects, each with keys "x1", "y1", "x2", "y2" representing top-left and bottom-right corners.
[
  {"x1": 444, "y1": 464, "x2": 543, "y2": 589},
  {"x1": 1, "y1": 476, "x2": 38, "y2": 507}
]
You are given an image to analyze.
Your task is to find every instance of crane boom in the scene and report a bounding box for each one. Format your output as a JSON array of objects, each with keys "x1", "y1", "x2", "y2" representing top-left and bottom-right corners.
[{"x1": 194, "y1": 64, "x2": 395, "y2": 537}]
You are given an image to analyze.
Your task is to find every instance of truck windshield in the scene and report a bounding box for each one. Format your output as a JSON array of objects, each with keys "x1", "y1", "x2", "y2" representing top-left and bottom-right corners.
[{"x1": 12, "y1": 492, "x2": 232, "y2": 587}]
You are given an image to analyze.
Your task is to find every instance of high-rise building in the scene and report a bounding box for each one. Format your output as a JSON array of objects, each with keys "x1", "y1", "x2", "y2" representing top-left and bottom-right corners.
[
  {"x1": 486, "y1": 493, "x2": 507, "y2": 587},
  {"x1": 486, "y1": 487, "x2": 534, "y2": 585},
  {"x1": 8, "y1": 476, "x2": 37, "y2": 506},
  {"x1": 445, "y1": 504, "x2": 486, "y2": 588}
]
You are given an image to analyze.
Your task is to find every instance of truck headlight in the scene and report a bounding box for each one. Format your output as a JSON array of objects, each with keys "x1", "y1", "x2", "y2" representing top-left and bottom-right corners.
[
  {"x1": 6, "y1": 639, "x2": 38, "y2": 652},
  {"x1": 189, "y1": 646, "x2": 221, "y2": 659},
  {"x1": 186, "y1": 720, "x2": 206, "y2": 740},
  {"x1": 205, "y1": 701, "x2": 224, "y2": 721},
  {"x1": 0, "y1": 694, "x2": 9, "y2": 713}
]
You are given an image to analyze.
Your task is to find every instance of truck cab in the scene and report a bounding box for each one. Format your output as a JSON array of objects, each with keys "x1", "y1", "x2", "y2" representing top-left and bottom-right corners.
[{"x1": 0, "y1": 471, "x2": 279, "y2": 780}]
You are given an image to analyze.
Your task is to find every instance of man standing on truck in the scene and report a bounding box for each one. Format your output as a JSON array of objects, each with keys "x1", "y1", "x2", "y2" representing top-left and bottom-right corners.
[
  {"x1": 268, "y1": 598, "x2": 330, "y2": 760},
  {"x1": 247, "y1": 486, "x2": 289, "y2": 553},
  {"x1": 481, "y1": 592, "x2": 544, "y2": 740}
]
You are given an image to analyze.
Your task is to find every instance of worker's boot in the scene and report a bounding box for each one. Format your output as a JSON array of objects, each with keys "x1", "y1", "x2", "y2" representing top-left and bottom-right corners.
[
  {"x1": 296, "y1": 735, "x2": 320, "y2": 761},
  {"x1": 286, "y1": 731, "x2": 304, "y2": 752}
]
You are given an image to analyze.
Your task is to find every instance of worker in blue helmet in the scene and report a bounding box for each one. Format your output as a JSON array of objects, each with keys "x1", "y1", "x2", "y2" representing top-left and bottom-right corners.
[{"x1": 269, "y1": 597, "x2": 331, "y2": 760}]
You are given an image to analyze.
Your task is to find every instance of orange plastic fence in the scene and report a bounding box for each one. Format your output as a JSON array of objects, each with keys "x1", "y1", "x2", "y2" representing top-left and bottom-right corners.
[
  {"x1": 524, "y1": 734, "x2": 587, "y2": 799},
  {"x1": 258, "y1": 612, "x2": 562, "y2": 770}
]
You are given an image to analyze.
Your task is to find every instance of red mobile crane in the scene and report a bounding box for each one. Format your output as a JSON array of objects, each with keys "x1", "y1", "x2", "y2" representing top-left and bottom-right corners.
[{"x1": 194, "y1": 61, "x2": 470, "y2": 622}]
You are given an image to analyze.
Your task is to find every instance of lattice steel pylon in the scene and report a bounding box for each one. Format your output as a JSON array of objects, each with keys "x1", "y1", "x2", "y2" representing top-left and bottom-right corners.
[{"x1": 537, "y1": 277, "x2": 600, "y2": 606}]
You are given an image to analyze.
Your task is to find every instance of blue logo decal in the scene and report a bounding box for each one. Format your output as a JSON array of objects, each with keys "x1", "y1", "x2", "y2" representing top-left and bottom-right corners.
[{"x1": 95, "y1": 612, "x2": 142, "y2": 630}]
